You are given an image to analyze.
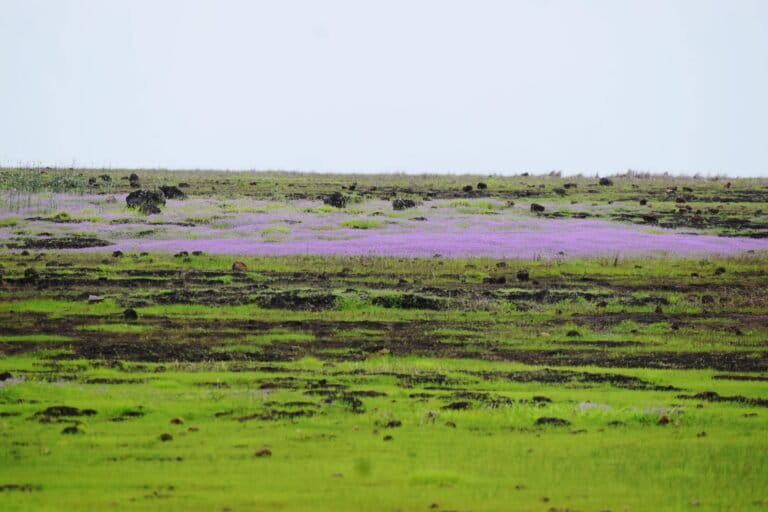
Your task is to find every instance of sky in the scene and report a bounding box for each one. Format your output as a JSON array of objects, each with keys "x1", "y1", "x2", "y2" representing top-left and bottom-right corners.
[{"x1": 1, "y1": 0, "x2": 767, "y2": 176}]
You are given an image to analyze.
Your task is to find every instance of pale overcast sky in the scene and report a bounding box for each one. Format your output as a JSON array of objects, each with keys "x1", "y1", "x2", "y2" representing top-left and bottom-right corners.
[{"x1": 1, "y1": 0, "x2": 767, "y2": 176}]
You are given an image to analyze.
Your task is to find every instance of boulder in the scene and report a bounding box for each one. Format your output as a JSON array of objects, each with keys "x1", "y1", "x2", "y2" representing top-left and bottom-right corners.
[
  {"x1": 323, "y1": 191, "x2": 348, "y2": 208},
  {"x1": 159, "y1": 185, "x2": 187, "y2": 200},
  {"x1": 126, "y1": 190, "x2": 166, "y2": 215},
  {"x1": 392, "y1": 198, "x2": 417, "y2": 210}
]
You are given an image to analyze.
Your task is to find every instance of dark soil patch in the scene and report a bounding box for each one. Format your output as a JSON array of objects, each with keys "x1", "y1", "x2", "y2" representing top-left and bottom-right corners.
[
  {"x1": 712, "y1": 374, "x2": 768, "y2": 382},
  {"x1": 372, "y1": 294, "x2": 444, "y2": 310},
  {"x1": 110, "y1": 410, "x2": 145, "y2": 422},
  {"x1": 558, "y1": 340, "x2": 644, "y2": 348},
  {"x1": 465, "y1": 368, "x2": 678, "y2": 391},
  {"x1": 442, "y1": 401, "x2": 471, "y2": 410},
  {"x1": 6, "y1": 237, "x2": 113, "y2": 249},
  {"x1": 535, "y1": 417, "x2": 570, "y2": 426},
  {"x1": 83, "y1": 378, "x2": 144, "y2": 384},
  {"x1": 237, "y1": 409, "x2": 316, "y2": 422},
  {"x1": 0, "y1": 484, "x2": 42, "y2": 492},
  {"x1": 488, "y1": 349, "x2": 768, "y2": 372},
  {"x1": 257, "y1": 291, "x2": 337, "y2": 310},
  {"x1": 676, "y1": 391, "x2": 768, "y2": 408},
  {"x1": 34, "y1": 406, "x2": 97, "y2": 422}
]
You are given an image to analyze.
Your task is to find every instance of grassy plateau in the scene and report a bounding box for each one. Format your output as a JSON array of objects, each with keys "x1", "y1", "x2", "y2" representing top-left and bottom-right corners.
[{"x1": 0, "y1": 168, "x2": 767, "y2": 511}]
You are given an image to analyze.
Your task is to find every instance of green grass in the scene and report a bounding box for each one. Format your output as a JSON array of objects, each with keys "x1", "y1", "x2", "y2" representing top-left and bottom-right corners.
[
  {"x1": 340, "y1": 219, "x2": 382, "y2": 229},
  {"x1": 0, "y1": 334, "x2": 74, "y2": 342}
]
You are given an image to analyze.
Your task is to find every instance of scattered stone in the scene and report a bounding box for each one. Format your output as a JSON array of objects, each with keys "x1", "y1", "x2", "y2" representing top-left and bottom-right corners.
[
  {"x1": 112, "y1": 250, "x2": 123, "y2": 258},
  {"x1": 599, "y1": 177, "x2": 614, "y2": 186},
  {"x1": 516, "y1": 270, "x2": 530, "y2": 282},
  {"x1": 129, "y1": 173, "x2": 140, "y2": 188},
  {"x1": 462, "y1": 185, "x2": 473, "y2": 192},
  {"x1": 123, "y1": 308, "x2": 138, "y2": 321},
  {"x1": 530, "y1": 203, "x2": 545, "y2": 213},
  {"x1": 657, "y1": 415, "x2": 671, "y2": 426},
  {"x1": 384, "y1": 420, "x2": 402, "y2": 428},
  {"x1": 477, "y1": 182, "x2": 487, "y2": 190},
  {"x1": 0, "y1": 372, "x2": 13, "y2": 381},
  {"x1": 61, "y1": 425, "x2": 83, "y2": 435},
  {"x1": 88, "y1": 295, "x2": 104, "y2": 303},
  {"x1": 232, "y1": 261, "x2": 247, "y2": 272},
  {"x1": 255, "y1": 447, "x2": 272, "y2": 457},
  {"x1": 383, "y1": 435, "x2": 393, "y2": 441},
  {"x1": 170, "y1": 417, "x2": 184, "y2": 425},
  {"x1": 566, "y1": 330, "x2": 581, "y2": 337},
  {"x1": 159, "y1": 433, "x2": 173, "y2": 442}
]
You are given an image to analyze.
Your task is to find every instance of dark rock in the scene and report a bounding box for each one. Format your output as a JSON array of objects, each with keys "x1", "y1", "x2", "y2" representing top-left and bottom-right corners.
[
  {"x1": 159, "y1": 185, "x2": 187, "y2": 200},
  {"x1": 0, "y1": 372, "x2": 13, "y2": 381},
  {"x1": 159, "y1": 433, "x2": 173, "y2": 442},
  {"x1": 255, "y1": 447, "x2": 272, "y2": 457},
  {"x1": 129, "y1": 173, "x2": 140, "y2": 188},
  {"x1": 477, "y1": 182, "x2": 487, "y2": 190},
  {"x1": 384, "y1": 420, "x2": 402, "y2": 428},
  {"x1": 639, "y1": 198, "x2": 647, "y2": 205},
  {"x1": 61, "y1": 425, "x2": 83, "y2": 435},
  {"x1": 123, "y1": 308, "x2": 138, "y2": 321},
  {"x1": 112, "y1": 250, "x2": 123, "y2": 258},
  {"x1": 323, "y1": 191, "x2": 348, "y2": 208},
  {"x1": 516, "y1": 270, "x2": 530, "y2": 282},
  {"x1": 599, "y1": 177, "x2": 613, "y2": 186},
  {"x1": 125, "y1": 190, "x2": 166, "y2": 215},
  {"x1": 462, "y1": 185, "x2": 473, "y2": 192},
  {"x1": 99, "y1": 174, "x2": 111, "y2": 182},
  {"x1": 530, "y1": 203, "x2": 545, "y2": 213},
  {"x1": 392, "y1": 198, "x2": 417, "y2": 210},
  {"x1": 232, "y1": 261, "x2": 247, "y2": 272}
]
